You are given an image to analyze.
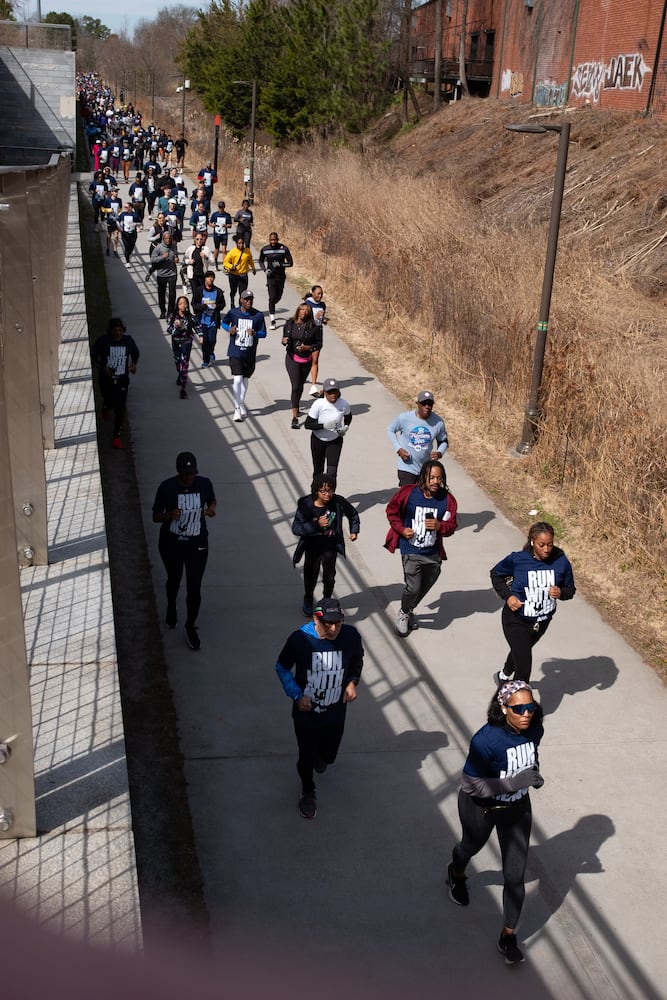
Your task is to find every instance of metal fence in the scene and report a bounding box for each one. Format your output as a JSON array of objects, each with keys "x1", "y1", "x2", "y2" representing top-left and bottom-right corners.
[{"x1": 0, "y1": 20, "x2": 71, "y2": 50}]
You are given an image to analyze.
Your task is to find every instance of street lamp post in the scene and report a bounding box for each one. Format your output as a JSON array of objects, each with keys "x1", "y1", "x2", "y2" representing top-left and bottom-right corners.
[
  {"x1": 505, "y1": 121, "x2": 571, "y2": 455},
  {"x1": 180, "y1": 75, "x2": 190, "y2": 139},
  {"x1": 232, "y1": 78, "x2": 257, "y2": 204}
]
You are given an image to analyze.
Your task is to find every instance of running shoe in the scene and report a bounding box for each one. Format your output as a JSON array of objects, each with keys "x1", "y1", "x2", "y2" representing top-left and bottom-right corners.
[
  {"x1": 166, "y1": 604, "x2": 177, "y2": 629},
  {"x1": 298, "y1": 793, "x2": 317, "y2": 819},
  {"x1": 291, "y1": 416, "x2": 299, "y2": 429},
  {"x1": 395, "y1": 609, "x2": 410, "y2": 637},
  {"x1": 184, "y1": 622, "x2": 201, "y2": 650},
  {"x1": 447, "y1": 863, "x2": 469, "y2": 906},
  {"x1": 497, "y1": 932, "x2": 524, "y2": 964}
]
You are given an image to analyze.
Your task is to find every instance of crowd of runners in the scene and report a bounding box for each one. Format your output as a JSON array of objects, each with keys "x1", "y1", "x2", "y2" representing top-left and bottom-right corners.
[{"x1": 77, "y1": 72, "x2": 578, "y2": 968}]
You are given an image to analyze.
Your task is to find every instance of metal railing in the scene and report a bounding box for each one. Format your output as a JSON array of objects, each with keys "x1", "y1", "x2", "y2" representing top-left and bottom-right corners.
[{"x1": 0, "y1": 20, "x2": 71, "y2": 50}]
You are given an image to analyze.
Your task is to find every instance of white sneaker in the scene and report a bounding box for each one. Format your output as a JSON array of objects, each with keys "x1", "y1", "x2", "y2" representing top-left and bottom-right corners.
[
  {"x1": 239, "y1": 403, "x2": 247, "y2": 417},
  {"x1": 395, "y1": 609, "x2": 410, "y2": 637},
  {"x1": 309, "y1": 383, "x2": 321, "y2": 397},
  {"x1": 233, "y1": 408, "x2": 243, "y2": 422}
]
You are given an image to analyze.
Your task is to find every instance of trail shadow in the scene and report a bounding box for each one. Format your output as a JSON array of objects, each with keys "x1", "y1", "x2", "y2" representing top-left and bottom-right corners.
[
  {"x1": 537, "y1": 656, "x2": 619, "y2": 714},
  {"x1": 421, "y1": 588, "x2": 500, "y2": 629},
  {"x1": 455, "y1": 510, "x2": 496, "y2": 534}
]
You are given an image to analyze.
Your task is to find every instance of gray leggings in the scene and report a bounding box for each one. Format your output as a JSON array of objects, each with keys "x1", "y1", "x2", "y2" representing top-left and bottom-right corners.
[{"x1": 452, "y1": 790, "x2": 532, "y2": 930}]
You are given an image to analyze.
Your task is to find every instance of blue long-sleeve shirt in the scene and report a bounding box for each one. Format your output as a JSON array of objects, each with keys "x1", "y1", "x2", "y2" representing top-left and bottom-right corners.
[{"x1": 387, "y1": 409, "x2": 448, "y2": 475}]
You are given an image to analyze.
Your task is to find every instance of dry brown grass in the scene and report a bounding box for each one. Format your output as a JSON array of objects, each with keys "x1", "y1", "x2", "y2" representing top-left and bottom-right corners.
[{"x1": 163, "y1": 94, "x2": 666, "y2": 673}]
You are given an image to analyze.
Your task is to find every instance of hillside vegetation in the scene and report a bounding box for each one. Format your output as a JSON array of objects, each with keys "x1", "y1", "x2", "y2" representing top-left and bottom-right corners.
[{"x1": 172, "y1": 95, "x2": 667, "y2": 672}]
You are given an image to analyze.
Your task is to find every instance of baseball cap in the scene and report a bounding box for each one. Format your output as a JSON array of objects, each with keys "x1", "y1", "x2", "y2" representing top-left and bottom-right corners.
[
  {"x1": 240, "y1": 290, "x2": 254, "y2": 299},
  {"x1": 417, "y1": 390, "x2": 435, "y2": 404},
  {"x1": 313, "y1": 598, "x2": 344, "y2": 623},
  {"x1": 323, "y1": 378, "x2": 339, "y2": 392},
  {"x1": 168, "y1": 198, "x2": 177, "y2": 204},
  {"x1": 176, "y1": 451, "x2": 197, "y2": 473}
]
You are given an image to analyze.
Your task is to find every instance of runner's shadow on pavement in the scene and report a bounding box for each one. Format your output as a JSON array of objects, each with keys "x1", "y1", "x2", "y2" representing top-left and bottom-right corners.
[
  {"x1": 536, "y1": 656, "x2": 619, "y2": 714},
  {"x1": 346, "y1": 488, "x2": 395, "y2": 514},
  {"x1": 421, "y1": 588, "x2": 501, "y2": 630},
  {"x1": 474, "y1": 814, "x2": 615, "y2": 939},
  {"x1": 455, "y1": 510, "x2": 496, "y2": 534}
]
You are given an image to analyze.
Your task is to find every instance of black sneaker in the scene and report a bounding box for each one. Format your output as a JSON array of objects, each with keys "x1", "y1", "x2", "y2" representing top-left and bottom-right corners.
[
  {"x1": 291, "y1": 416, "x2": 299, "y2": 429},
  {"x1": 447, "y1": 863, "x2": 469, "y2": 906},
  {"x1": 298, "y1": 793, "x2": 317, "y2": 819},
  {"x1": 184, "y1": 622, "x2": 201, "y2": 650},
  {"x1": 166, "y1": 604, "x2": 177, "y2": 629},
  {"x1": 313, "y1": 757, "x2": 328, "y2": 774},
  {"x1": 302, "y1": 598, "x2": 314, "y2": 617},
  {"x1": 497, "y1": 932, "x2": 524, "y2": 964}
]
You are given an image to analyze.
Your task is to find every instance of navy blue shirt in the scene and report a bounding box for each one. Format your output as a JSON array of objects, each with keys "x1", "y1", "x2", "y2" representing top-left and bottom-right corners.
[
  {"x1": 276, "y1": 622, "x2": 364, "y2": 726},
  {"x1": 491, "y1": 547, "x2": 575, "y2": 623},
  {"x1": 464, "y1": 720, "x2": 544, "y2": 804}
]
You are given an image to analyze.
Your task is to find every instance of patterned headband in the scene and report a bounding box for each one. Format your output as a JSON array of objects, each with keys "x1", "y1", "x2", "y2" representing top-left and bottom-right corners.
[{"x1": 497, "y1": 680, "x2": 532, "y2": 706}]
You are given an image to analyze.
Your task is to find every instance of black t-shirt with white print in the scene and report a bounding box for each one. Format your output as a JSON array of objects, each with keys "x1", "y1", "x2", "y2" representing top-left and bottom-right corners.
[{"x1": 152, "y1": 475, "x2": 216, "y2": 544}]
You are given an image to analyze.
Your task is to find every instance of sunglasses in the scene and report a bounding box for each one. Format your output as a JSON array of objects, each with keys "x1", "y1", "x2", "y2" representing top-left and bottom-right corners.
[
  {"x1": 418, "y1": 400, "x2": 434, "y2": 407},
  {"x1": 507, "y1": 702, "x2": 537, "y2": 716}
]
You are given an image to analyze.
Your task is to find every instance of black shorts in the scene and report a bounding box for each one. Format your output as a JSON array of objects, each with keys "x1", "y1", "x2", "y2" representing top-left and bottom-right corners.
[
  {"x1": 213, "y1": 234, "x2": 228, "y2": 249},
  {"x1": 229, "y1": 355, "x2": 256, "y2": 378}
]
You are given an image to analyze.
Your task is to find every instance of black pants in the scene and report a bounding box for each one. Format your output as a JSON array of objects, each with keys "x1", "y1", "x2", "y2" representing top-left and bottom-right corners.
[
  {"x1": 172, "y1": 335, "x2": 193, "y2": 386},
  {"x1": 98, "y1": 372, "x2": 129, "y2": 436},
  {"x1": 398, "y1": 469, "x2": 419, "y2": 486},
  {"x1": 158, "y1": 535, "x2": 208, "y2": 625},
  {"x1": 311, "y1": 434, "x2": 343, "y2": 484},
  {"x1": 294, "y1": 719, "x2": 345, "y2": 795},
  {"x1": 157, "y1": 275, "x2": 177, "y2": 316},
  {"x1": 303, "y1": 539, "x2": 337, "y2": 601},
  {"x1": 227, "y1": 273, "x2": 248, "y2": 306},
  {"x1": 267, "y1": 274, "x2": 285, "y2": 313},
  {"x1": 453, "y1": 791, "x2": 532, "y2": 930},
  {"x1": 285, "y1": 353, "x2": 312, "y2": 408},
  {"x1": 121, "y1": 229, "x2": 137, "y2": 262},
  {"x1": 190, "y1": 273, "x2": 205, "y2": 306},
  {"x1": 400, "y1": 553, "x2": 441, "y2": 613},
  {"x1": 501, "y1": 604, "x2": 551, "y2": 682}
]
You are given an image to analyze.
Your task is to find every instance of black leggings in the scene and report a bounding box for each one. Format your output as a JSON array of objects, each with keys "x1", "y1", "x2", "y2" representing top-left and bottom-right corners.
[
  {"x1": 501, "y1": 604, "x2": 551, "y2": 682},
  {"x1": 285, "y1": 353, "x2": 312, "y2": 408},
  {"x1": 294, "y1": 720, "x2": 345, "y2": 794},
  {"x1": 158, "y1": 535, "x2": 208, "y2": 625},
  {"x1": 303, "y1": 539, "x2": 337, "y2": 601},
  {"x1": 453, "y1": 790, "x2": 532, "y2": 930},
  {"x1": 121, "y1": 229, "x2": 137, "y2": 261},
  {"x1": 311, "y1": 434, "x2": 343, "y2": 484},
  {"x1": 98, "y1": 372, "x2": 129, "y2": 436}
]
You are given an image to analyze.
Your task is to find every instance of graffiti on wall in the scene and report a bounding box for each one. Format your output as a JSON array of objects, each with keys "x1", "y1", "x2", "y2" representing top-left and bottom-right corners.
[
  {"x1": 571, "y1": 53, "x2": 652, "y2": 104},
  {"x1": 501, "y1": 68, "x2": 524, "y2": 97},
  {"x1": 535, "y1": 79, "x2": 568, "y2": 107}
]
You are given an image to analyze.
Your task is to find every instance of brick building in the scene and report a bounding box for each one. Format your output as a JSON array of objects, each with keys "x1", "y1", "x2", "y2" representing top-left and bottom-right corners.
[{"x1": 411, "y1": 0, "x2": 667, "y2": 117}]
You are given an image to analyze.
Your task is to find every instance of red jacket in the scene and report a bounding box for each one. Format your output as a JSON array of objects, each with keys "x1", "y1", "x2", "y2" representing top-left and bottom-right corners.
[{"x1": 384, "y1": 484, "x2": 458, "y2": 560}]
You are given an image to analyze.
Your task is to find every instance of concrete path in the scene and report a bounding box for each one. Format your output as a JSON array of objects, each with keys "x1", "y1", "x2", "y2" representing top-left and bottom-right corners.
[{"x1": 96, "y1": 180, "x2": 665, "y2": 996}]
